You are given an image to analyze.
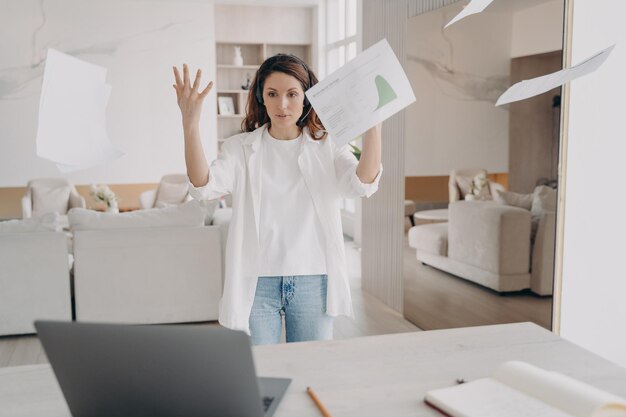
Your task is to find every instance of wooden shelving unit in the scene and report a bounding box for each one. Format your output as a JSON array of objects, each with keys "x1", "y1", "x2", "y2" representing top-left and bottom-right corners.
[{"x1": 213, "y1": 4, "x2": 317, "y2": 151}]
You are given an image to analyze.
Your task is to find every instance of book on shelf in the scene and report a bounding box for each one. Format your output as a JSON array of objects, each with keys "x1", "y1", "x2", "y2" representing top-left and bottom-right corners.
[{"x1": 424, "y1": 361, "x2": 626, "y2": 417}]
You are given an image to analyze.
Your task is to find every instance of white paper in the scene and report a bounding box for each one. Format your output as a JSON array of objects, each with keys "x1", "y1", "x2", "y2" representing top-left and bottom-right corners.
[
  {"x1": 36, "y1": 48, "x2": 123, "y2": 171},
  {"x1": 426, "y1": 378, "x2": 572, "y2": 417},
  {"x1": 445, "y1": 0, "x2": 495, "y2": 29},
  {"x1": 496, "y1": 45, "x2": 615, "y2": 106},
  {"x1": 425, "y1": 362, "x2": 626, "y2": 417},
  {"x1": 494, "y1": 361, "x2": 626, "y2": 417},
  {"x1": 305, "y1": 39, "x2": 416, "y2": 148}
]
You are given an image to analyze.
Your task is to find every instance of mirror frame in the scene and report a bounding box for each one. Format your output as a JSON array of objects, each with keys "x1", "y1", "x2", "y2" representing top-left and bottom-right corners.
[
  {"x1": 400, "y1": 0, "x2": 573, "y2": 333},
  {"x1": 552, "y1": 0, "x2": 574, "y2": 334}
]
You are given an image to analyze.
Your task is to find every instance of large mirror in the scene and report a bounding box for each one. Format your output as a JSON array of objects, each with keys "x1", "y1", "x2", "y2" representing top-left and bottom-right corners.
[
  {"x1": 0, "y1": 0, "x2": 571, "y2": 371},
  {"x1": 0, "y1": 0, "x2": 417, "y2": 356},
  {"x1": 402, "y1": 0, "x2": 566, "y2": 331}
]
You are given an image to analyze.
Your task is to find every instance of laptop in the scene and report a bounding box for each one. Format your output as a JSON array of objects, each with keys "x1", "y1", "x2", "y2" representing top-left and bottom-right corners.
[{"x1": 35, "y1": 321, "x2": 291, "y2": 417}]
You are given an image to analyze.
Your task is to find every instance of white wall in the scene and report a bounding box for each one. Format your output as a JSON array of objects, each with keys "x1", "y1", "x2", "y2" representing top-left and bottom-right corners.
[
  {"x1": 511, "y1": 0, "x2": 564, "y2": 58},
  {"x1": 215, "y1": 5, "x2": 313, "y2": 44},
  {"x1": 0, "y1": 0, "x2": 216, "y2": 187},
  {"x1": 560, "y1": 0, "x2": 626, "y2": 368},
  {"x1": 404, "y1": 3, "x2": 511, "y2": 176}
]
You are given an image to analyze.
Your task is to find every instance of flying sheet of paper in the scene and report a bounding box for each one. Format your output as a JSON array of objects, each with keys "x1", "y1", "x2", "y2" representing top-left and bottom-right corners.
[
  {"x1": 496, "y1": 45, "x2": 615, "y2": 106},
  {"x1": 445, "y1": 0, "x2": 495, "y2": 28},
  {"x1": 36, "y1": 48, "x2": 123, "y2": 172},
  {"x1": 306, "y1": 39, "x2": 416, "y2": 148}
]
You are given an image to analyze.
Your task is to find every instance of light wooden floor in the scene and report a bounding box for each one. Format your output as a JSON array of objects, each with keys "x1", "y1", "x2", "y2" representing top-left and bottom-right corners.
[
  {"x1": 402, "y1": 233, "x2": 553, "y2": 331},
  {"x1": 0, "y1": 240, "x2": 419, "y2": 368}
]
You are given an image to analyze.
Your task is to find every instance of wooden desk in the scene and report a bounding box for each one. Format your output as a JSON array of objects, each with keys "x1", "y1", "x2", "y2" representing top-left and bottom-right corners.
[{"x1": 1, "y1": 323, "x2": 625, "y2": 416}]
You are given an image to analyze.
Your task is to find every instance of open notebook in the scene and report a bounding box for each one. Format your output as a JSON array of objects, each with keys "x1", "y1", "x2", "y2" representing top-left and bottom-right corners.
[{"x1": 424, "y1": 361, "x2": 626, "y2": 417}]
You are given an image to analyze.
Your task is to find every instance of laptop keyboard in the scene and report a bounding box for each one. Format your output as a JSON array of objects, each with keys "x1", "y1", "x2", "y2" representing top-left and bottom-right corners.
[{"x1": 262, "y1": 396, "x2": 275, "y2": 412}]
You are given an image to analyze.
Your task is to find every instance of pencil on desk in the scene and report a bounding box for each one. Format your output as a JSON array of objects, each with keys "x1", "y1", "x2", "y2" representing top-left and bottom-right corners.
[{"x1": 306, "y1": 386, "x2": 332, "y2": 417}]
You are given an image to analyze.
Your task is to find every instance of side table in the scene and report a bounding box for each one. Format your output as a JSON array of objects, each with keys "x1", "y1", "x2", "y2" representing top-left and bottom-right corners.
[{"x1": 413, "y1": 208, "x2": 449, "y2": 225}]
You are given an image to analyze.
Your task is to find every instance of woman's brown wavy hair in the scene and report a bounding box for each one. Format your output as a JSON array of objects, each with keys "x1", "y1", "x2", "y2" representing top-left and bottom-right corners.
[{"x1": 241, "y1": 54, "x2": 326, "y2": 140}]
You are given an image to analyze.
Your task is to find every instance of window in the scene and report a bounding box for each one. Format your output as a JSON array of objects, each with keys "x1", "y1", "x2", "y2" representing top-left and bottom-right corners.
[
  {"x1": 326, "y1": 0, "x2": 359, "y2": 75},
  {"x1": 325, "y1": 0, "x2": 360, "y2": 214}
]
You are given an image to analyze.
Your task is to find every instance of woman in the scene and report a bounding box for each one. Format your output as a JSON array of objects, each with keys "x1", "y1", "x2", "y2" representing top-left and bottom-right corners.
[{"x1": 173, "y1": 54, "x2": 382, "y2": 345}]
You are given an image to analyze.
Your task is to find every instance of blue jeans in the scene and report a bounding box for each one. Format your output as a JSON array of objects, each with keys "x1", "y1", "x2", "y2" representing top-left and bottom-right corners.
[{"x1": 249, "y1": 275, "x2": 333, "y2": 345}]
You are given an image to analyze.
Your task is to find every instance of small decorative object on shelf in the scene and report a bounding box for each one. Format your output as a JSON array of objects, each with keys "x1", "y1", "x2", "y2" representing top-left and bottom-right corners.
[
  {"x1": 233, "y1": 46, "x2": 243, "y2": 66},
  {"x1": 218, "y1": 96, "x2": 236, "y2": 115},
  {"x1": 90, "y1": 184, "x2": 118, "y2": 213},
  {"x1": 241, "y1": 73, "x2": 251, "y2": 90}
]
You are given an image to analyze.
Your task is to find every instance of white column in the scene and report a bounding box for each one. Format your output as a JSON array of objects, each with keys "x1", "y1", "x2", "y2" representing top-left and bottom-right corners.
[
  {"x1": 360, "y1": 0, "x2": 461, "y2": 313},
  {"x1": 559, "y1": 0, "x2": 626, "y2": 368}
]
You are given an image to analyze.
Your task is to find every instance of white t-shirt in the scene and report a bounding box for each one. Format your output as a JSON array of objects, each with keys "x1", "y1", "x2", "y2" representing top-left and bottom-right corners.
[{"x1": 258, "y1": 129, "x2": 327, "y2": 277}]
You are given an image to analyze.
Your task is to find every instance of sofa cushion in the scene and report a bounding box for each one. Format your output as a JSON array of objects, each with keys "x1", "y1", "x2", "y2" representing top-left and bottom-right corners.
[
  {"x1": 408, "y1": 223, "x2": 448, "y2": 256},
  {"x1": 473, "y1": 184, "x2": 492, "y2": 200},
  {"x1": 0, "y1": 212, "x2": 60, "y2": 233},
  {"x1": 530, "y1": 186, "x2": 557, "y2": 241},
  {"x1": 199, "y1": 200, "x2": 220, "y2": 226},
  {"x1": 156, "y1": 181, "x2": 189, "y2": 205},
  {"x1": 32, "y1": 185, "x2": 71, "y2": 216},
  {"x1": 448, "y1": 201, "x2": 531, "y2": 275},
  {"x1": 212, "y1": 207, "x2": 232, "y2": 226},
  {"x1": 531, "y1": 185, "x2": 557, "y2": 214},
  {"x1": 455, "y1": 175, "x2": 473, "y2": 199},
  {"x1": 494, "y1": 189, "x2": 533, "y2": 210},
  {"x1": 68, "y1": 200, "x2": 204, "y2": 231}
]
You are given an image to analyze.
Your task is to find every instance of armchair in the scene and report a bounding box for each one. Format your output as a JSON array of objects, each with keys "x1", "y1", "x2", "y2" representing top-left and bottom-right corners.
[
  {"x1": 22, "y1": 178, "x2": 85, "y2": 219},
  {"x1": 139, "y1": 174, "x2": 191, "y2": 209},
  {"x1": 69, "y1": 202, "x2": 222, "y2": 324},
  {"x1": 0, "y1": 219, "x2": 72, "y2": 335}
]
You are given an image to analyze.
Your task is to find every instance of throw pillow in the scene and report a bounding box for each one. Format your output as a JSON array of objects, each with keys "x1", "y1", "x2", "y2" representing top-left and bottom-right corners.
[
  {"x1": 68, "y1": 200, "x2": 204, "y2": 231},
  {"x1": 0, "y1": 212, "x2": 60, "y2": 233},
  {"x1": 31, "y1": 185, "x2": 72, "y2": 217},
  {"x1": 531, "y1": 185, "x2": 557, "y2": 215},
  {"x1": 530, "y1": 185, "x2": 558, "y2": 243},
  {"x1": 156, "y1": 181, "x2": 189, "y2": 205},
  {"x1": 473, "y1": 183, "x2": 492, "y2": 200},
  {"x1": 454, "y1": 176, "x2": 473, "y2": 199},
  {"x1": 212, "y1": 207, "x2": 232, "y2": 226},
  {"x1": 200, "y1": 199, "x2": 219, "y2": 225},
  {"x1": 494, "y1": 189, "x2": 534, "y2": 210}
]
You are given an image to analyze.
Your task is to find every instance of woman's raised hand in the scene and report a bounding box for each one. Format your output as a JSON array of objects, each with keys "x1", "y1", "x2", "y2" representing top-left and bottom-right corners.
[{"x1": 173, "y1": 64, "x2": 213, "y2": 127}]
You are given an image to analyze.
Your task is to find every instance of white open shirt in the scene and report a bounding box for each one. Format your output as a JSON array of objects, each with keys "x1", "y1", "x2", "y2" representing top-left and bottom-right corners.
[{"x1": 188, "y1": 123, "x2": 382, "y2": 333}]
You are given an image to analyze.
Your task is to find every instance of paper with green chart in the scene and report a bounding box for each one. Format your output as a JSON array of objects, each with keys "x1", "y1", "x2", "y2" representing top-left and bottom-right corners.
[{"x1": 305, "y1": 39, "x2": 416, "y2": 148}]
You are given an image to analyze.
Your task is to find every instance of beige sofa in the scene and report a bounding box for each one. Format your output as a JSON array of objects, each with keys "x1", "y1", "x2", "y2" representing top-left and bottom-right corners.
[
  {"x1": 409, "y1": 200, "x2": 555, "y2": 295},
  {"x1": 0, "y1": 215, "x2": 72, "y2": 335},
  {"x1": 70, "y1": 201, "x2": 224, "y2": 324}
]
